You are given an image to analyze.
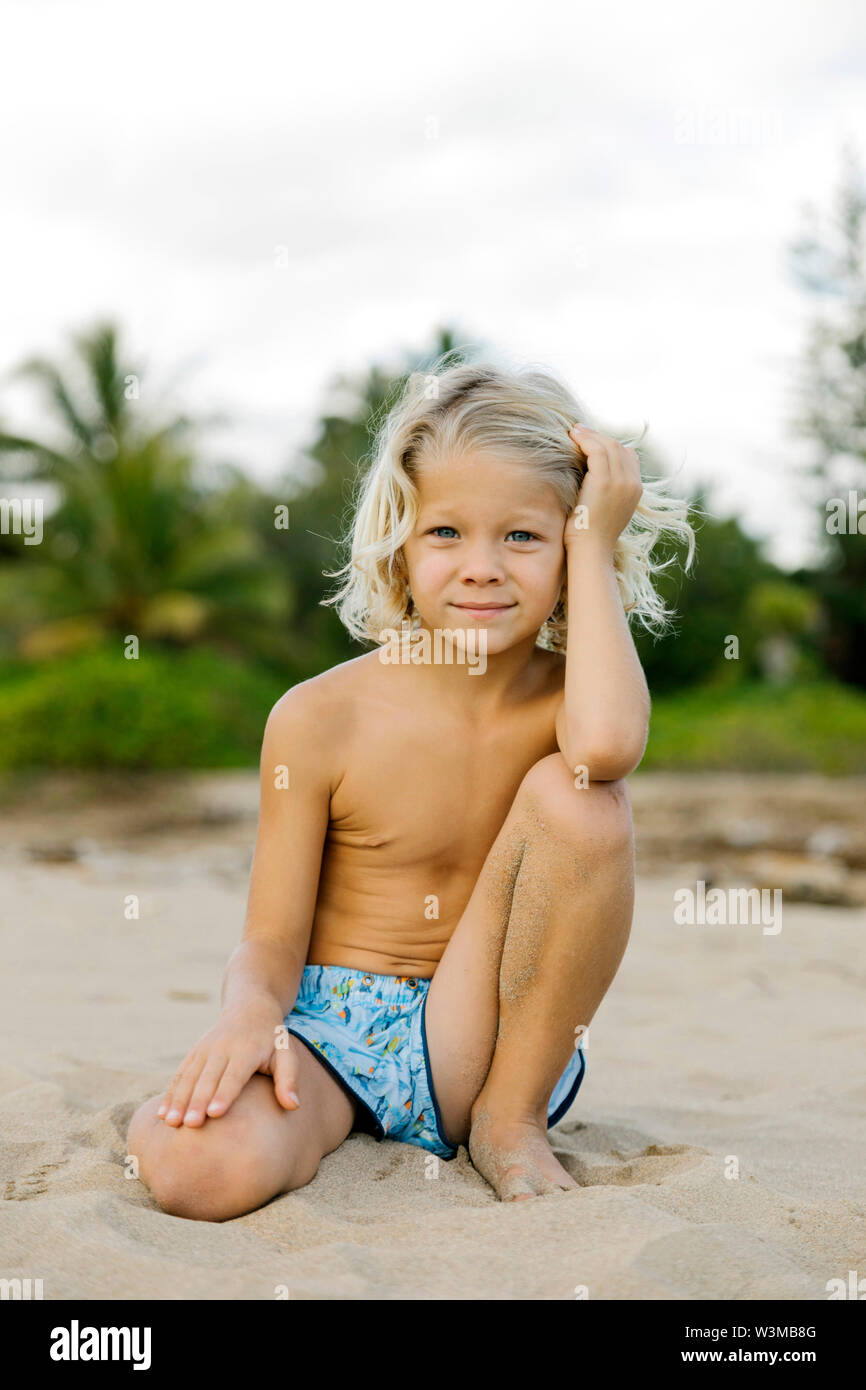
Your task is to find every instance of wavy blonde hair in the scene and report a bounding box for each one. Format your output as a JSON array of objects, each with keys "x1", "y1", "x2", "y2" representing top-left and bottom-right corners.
[{"x1": 324, "y1": 351, "x2": 695, "y2": 652}]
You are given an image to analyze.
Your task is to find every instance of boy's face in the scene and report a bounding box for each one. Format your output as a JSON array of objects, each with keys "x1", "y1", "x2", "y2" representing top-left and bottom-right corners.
[{"x1": 402, "y1": 451, "x2": 567, "y2": 655}]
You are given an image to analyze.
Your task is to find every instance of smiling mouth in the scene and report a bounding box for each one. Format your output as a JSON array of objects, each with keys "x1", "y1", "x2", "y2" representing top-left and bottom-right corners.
[{"x1": 450, "y1": 602, "x2": 516, "y2": 614}]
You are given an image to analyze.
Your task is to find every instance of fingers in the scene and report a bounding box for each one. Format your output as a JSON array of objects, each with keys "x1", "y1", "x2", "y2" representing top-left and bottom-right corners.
[
  {"x1": 271, "y1": 1032, "x2": 301, "y2": 1111},
  {"x1": 570, "y1": 422, "x2": 612, "y2": 465},
  {"x1": 179, "y1": 1053, "x2": 231, "y2": 1127},
  {"x1": 569, "y1": 425, "x2": 642, "y2": 496},
  {"x1": 203, "y1": 1057, "x2": 258, "y2": 1119},
  {"x1": 156, "y1": 1049, "x2": 196, "y2": 1120},
  {"x1": 159, "y1": 1051, "x2": 206, "y2": 1126},
  {"x1": 569, "y1": 425, "x2": 611, "y2": 489},
  {"x1": 155, "y1": 1016, "x2": 303, "y2": 1130}
]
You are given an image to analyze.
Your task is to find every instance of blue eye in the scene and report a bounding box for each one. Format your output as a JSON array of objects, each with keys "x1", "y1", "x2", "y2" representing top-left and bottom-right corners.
[{"x1": 427, "y1": 526, "x2": 539, "y2": 542}]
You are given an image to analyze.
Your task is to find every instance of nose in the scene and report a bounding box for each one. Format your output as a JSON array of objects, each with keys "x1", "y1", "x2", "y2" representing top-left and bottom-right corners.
[{"x1": 457, "y1": 543, "x2": 506, "y2": 587}]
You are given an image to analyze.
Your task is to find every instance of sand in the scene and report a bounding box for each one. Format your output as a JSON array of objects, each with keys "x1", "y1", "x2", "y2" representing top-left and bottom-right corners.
[{"x1": 1, "y1": 771, "x2": 864, "y2": 1300}]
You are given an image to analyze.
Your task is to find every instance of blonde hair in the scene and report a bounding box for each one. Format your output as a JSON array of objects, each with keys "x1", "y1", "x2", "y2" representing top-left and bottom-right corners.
[{"x1": 324, "y1": 351, "x2": 695, "y2": 652}]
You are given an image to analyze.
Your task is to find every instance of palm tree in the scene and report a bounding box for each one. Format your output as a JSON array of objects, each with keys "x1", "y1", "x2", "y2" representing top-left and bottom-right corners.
[{"x1": 0, "y1": 322, "x2": 290, "y2": 661}]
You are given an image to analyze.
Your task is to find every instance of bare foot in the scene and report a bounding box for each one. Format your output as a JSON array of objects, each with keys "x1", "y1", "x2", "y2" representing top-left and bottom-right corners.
[{"x1": 468, "y1": 1108, "x2": 579, "y2": 1202}]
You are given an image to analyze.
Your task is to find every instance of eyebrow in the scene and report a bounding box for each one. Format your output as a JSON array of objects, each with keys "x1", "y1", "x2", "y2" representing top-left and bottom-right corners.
[
  {"x1": 418, "y1": 499, "x2": 560, "y2": 519},
  {"x1": 419, "y1": 514, "x2": 558, "y2": 528}
]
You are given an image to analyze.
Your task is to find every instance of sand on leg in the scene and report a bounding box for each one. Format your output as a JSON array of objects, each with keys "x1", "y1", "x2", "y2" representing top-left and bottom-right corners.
[
  {"x1": 424, "y1": 752, "x2": 634, "y2": 1200},
  {"x1": 126, "y1": 1042, "x2": 357, "y2": 1221}
]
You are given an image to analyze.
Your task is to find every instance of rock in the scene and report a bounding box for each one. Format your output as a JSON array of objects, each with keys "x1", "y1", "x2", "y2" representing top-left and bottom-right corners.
[
  {"x1": 26, "y1": 842, "x2": 80, "y2": 863},
  {"x1": 723, "y1": 819, "x2": 772, "y2": 849},
  {"x1": 741, "y1": 851, "x2": 858, "y2": 906},
  {"x1": 806, "y1": 824, "x2": 852, "y2": 858}
]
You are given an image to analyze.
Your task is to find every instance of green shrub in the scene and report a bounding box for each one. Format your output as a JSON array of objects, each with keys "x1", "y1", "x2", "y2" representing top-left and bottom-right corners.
[
  {"x1": 0, "y1": 645, "x2": 286, "y2": 769},
  {"x1": 643, "y1": 680, "x2": 866, "y2": 773},
  {"x1": 2, "y1": 651, "x2": 864, "y2": 775}
]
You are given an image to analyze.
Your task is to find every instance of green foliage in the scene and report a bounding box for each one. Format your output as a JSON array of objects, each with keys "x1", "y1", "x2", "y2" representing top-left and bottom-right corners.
[
  {"x1": 793, "y1": 531, "x2": 866, "y2": 688},
  {"x1": 0, "y1": 645, "x2": 286, "y2": 769},
  {"x1": 787, "y1": 140, "x2": 866, "y2": 687},
  {"x1": 642, "y1": 680, "x2": 866, "y2": 773},
  {"x1": 0, "y1": 312, "x2": 861, "y2": 771},
  {"x1": 746, "y1": 580, "x2": 818, "y2": 635},
  {"x1": 632, "y1": 490, "x2": 781, "y2": 693},
  {"x1": 0, "y1": 323, "x2": 292, "y2": 665}
]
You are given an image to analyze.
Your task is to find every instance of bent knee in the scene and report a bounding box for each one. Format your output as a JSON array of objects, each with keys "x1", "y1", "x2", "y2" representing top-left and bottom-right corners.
[
  {"x1": 129, "y1": 1087, "x2": 321, "y2": 1221},
  {"x1": 128, "y1": 1099, "x2": 254, "y2": 1221},
  {"x1": 139, "y1": 1125, "x2": 258, "y2": 1222},
  {"x1": 148, "y1": 1168, "x2": 244, "y2": 1223},
  {"x1": 517, "y1": 754, "x2": 633, "y2": 851}
]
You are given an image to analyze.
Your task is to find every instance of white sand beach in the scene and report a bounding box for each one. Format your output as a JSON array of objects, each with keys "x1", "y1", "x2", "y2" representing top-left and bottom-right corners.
[{"x1": 1, "y1": 771, "x2": 864, "y2": 1300}]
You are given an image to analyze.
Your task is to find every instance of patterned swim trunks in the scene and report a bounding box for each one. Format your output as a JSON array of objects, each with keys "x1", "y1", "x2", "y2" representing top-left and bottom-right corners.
[{"x1": 284, "y1": 963, "x2": 587, "y2": 1160}]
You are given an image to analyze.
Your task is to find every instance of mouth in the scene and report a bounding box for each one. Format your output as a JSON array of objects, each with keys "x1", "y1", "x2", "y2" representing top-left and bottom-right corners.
[{"x1": 449, "y1": 602, "x2": 516, "y2": 619}]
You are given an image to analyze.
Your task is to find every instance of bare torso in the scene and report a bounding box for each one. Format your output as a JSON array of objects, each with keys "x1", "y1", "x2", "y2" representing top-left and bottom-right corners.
[{"x1": 306, "y1": 646, "x2": 566, "y2": 976}]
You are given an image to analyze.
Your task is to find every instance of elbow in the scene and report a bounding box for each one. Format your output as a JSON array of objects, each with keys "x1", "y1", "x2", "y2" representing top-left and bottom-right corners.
[{"x1": 557, "y1": 726, "x2": 647, "y2": 783}]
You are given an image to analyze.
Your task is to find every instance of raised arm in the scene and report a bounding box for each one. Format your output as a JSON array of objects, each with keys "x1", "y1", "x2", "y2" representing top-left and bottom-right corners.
[{"x1": 554, "y1": 425, "x2": 650, "y2": 782}]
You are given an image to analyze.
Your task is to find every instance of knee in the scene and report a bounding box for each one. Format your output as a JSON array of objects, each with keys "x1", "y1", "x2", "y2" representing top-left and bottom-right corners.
[
  {"x1": 145, "y1": 1133, "x2": 251, "y2": 1222},
  {"x1": 150, "y1": 1163, "x2": 240, "y2": 1223},
  {"x1": 127, "y1": 1097, "x2": 257, "y2": 1222},
  {"x1": 517, "y1": 754, "x2": 633, "y2": 855}
]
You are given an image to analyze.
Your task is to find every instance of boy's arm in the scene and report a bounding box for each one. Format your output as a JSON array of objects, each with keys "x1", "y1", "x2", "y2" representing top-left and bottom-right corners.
[
  {"x1": 554, "y1": 424, "x2": 649, "y2": 781},
  {"x1": 221, "y1": 681, "x2": 334, "y2": 1019},
  {"x1": 157, "y1": 683, "x2": 335, "y2": 1128},
  {"x1": 554, "y1": 536, "x2": 650, "y2": 781}
]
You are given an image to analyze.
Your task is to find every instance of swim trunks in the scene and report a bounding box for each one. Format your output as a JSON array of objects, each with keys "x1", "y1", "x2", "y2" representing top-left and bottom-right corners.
[{"x1": 284, "y1": 963, "x2": 587, "y2": 1161}]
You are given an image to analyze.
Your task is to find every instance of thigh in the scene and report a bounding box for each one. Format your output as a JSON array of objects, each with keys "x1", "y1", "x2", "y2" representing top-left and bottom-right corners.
[
  {"x1": 424, "y1": 756, "x2": 633, "y2": 1147},
  {"x1": 130, "y1": 1041, "x2": 358, "y2": 1219},
  {"x1": 423, "y1": 778, "x2": 535, "y2": 1145}
]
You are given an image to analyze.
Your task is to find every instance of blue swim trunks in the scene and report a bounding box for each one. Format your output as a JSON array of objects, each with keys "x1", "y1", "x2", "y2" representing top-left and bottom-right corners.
[{"x1": 284, "y1": 963, "x2": 587, "y2": 1161}]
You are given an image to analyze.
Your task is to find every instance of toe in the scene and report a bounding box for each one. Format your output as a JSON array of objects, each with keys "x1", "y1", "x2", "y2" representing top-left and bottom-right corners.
[{"x1": 499, "y1": 1166, "x2": 539, "y2": 1201}]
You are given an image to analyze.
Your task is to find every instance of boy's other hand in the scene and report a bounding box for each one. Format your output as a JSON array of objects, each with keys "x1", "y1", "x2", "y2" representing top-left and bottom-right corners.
[{"x1": 156, "y1": 997, "x2": 302, "y2": 1127}]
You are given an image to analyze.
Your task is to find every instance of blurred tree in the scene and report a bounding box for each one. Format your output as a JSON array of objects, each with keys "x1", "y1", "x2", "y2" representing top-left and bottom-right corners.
[
  {"x1": 787, "y1": 139, "x2": 866, "y2": 688},
  {"x1": 0, "y1": 322, "x2": 291, "y2": 665},
  {"x1": 631, "y1": 485, "x2": 780, "y2": 693},
  {"x1": 745, "y1": 580, "x2": 821, "y2": 683}
]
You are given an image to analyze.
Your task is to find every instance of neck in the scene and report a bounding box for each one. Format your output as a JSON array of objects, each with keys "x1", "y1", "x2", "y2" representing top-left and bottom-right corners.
[{"x1": 396, "y1": 619, "x2": 542, "y2": 711}]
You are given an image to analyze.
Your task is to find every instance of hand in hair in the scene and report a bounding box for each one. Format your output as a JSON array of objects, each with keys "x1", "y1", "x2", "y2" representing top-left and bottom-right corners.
[{"x1": 563, "y1": 424, "x2": 643, "y2": 553}]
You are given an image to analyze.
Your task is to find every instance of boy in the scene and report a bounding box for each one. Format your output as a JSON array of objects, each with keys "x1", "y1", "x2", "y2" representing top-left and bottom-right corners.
[{"x1": 128, "y1": 363, "x2": 690, "y2": 1217}]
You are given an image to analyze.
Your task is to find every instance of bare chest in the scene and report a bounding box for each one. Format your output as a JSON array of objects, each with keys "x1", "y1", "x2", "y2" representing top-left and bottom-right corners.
[{"x1": 327, "y1": 704, "x2": 557, "y2": 876}]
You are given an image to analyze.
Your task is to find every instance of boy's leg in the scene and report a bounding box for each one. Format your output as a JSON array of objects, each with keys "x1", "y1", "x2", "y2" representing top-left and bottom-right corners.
[
  {"x1": 424, "y1": 753, "x2": 634, "y2": 1200},
  {"x1": 127, "y1": 1043, "x2": 357, "y2": 1221}
]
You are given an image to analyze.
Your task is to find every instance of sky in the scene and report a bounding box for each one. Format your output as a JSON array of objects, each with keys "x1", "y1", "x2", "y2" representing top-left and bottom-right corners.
[{"x1": 1, "y1": 0, "x2": 864, "y2": 567}]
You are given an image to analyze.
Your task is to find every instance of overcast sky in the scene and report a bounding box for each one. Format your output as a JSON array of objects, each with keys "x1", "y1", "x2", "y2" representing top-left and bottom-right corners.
[{"x1": 2, "y1": 0, "x2": 864, "y2": 567}]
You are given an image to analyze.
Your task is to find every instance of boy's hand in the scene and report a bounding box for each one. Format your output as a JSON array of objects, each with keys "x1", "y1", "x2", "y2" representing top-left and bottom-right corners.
[
  {"x1": 563, "y1": 424, "x2": 643, "y2": 553},
  {"x1": 157, "y1": 996, "x2": 302, "y2": 1128}
]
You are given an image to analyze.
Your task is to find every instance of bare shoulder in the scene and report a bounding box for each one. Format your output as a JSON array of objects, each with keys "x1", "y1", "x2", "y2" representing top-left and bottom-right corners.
[{"x1": 263, "y1": 651, "x2": 381, "y2": 774}]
